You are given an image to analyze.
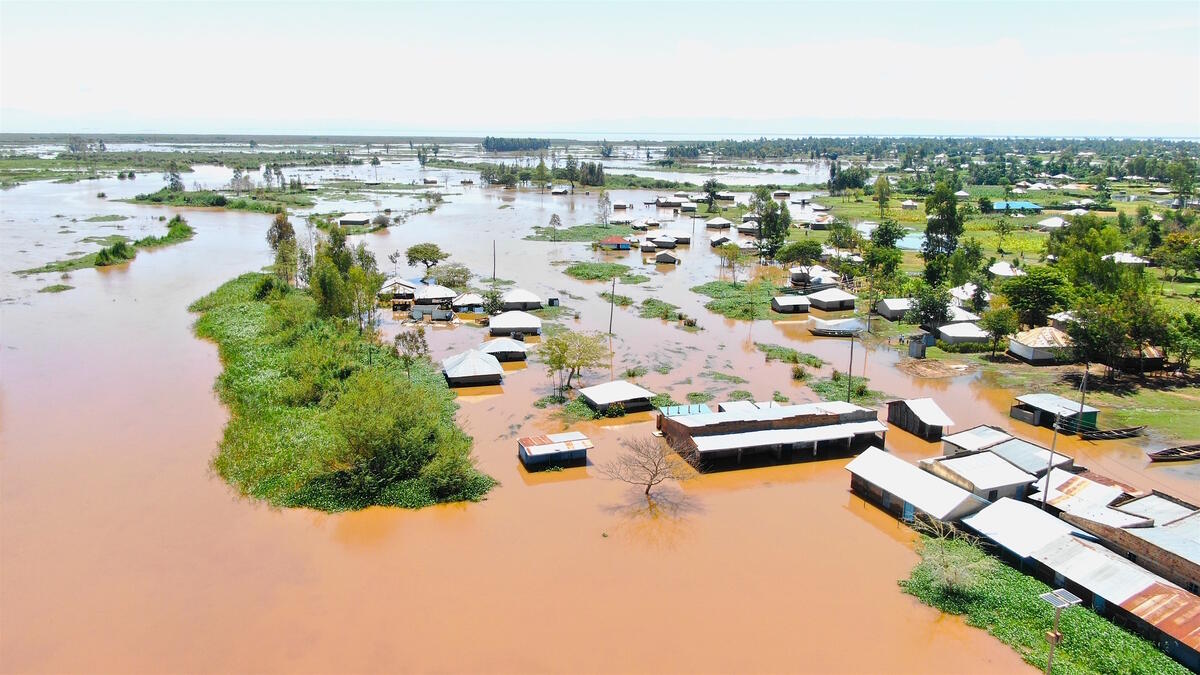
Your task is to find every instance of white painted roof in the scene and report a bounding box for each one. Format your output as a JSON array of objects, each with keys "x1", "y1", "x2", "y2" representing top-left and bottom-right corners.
[
  {"x1": 987, "y1": 438, "x2": 1071, "y2": 475},
  {"x1": 846, "y1": 448, "x2": 987, "y2": 520},
  {"x1": 694, "y1": 421, "x2": 886, "y2": 453},
  {"x1": 943, "y1": 425, "x2": 1012, "y2": 452},
  {"x1": 489, "y1": 310, "x2": 542, "y2": 330},
  {"x1": 339, "y1": 212, "x2": 371, "y2": 224},
  {"x1": 949, "y1": 283, "x2": 991, "y2": 303},
  {"x1": 946, "y1": 305, "x2": 981, "y2": 323},
  {"x1": 415, "y1": 284, "x2": 457, "y2": 301},
  {"x1": 1101, "y1": 252, "x2": 1149, "y2": 264},
  {"x1": 709, "y1": 233, "x2": 731, "y2": 244},
  {"x1": 578, "y1": 379, "x2": 656, "y2": 406},
  {"x1": 441, "y1": 349, "x2": 503, "y2": 378},
  {"x1": 452, "y1": 292, "x2": 484, "y2": 306},
  {"x1": 938, "y1": 452, "x2": 1036, "y2": 491},
  {"x1": 670, "y1": 400, "x2": 869, "y2": 428},
  {"x1": 381, "y1": 276, "x2": 418, "y2": 292},
  {"x1": 1115, "y1": 494, "x2": 1196, "y2": 524},
  {"x1": 479, "y1": 337, "x2": 528, "y2": 355},
  {"x1": 988, "y1": 261, "x2": 1026, "y2": 277},
  {"x1": 938, "y1": 322, "x2": 988, "y2": 339},
  {"x1": 772, "y1": 295, "x2": 811, "y2": 307},
  {"x1": 1015, "y1": 392, "x2": 1099, "y2": 416},
  {"x1": 806, "y1": 287, "x2": 857, "y2": 302},
  {"x1": 963, "y1": 498, "x2": 1086, "y2": 558},
  {"x1": 898, "y1": 398, "x2": 954, "y2": 427},
  {"x1": 705, "y1": 216, "x2": 732, "y2": 226},
  {"x1": 878, "y1": 298, "x2": 912, "y2": 311},
  {"x1": 501, "y1": 288, "x2": 542, "y2": 304}
]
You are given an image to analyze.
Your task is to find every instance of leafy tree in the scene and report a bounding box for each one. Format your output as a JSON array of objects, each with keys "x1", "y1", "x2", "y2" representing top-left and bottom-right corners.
[
  {"x1": 1000, "y1": 266, "x2": 1068, "y2": 327},
  {"x1": 595, "y1": 190, "x2": 611, "y2": 225},
  {"x1": 1068, "y1": 299, "x2": 1130, "y2": 380},
  {"x1": 427, "y1": 262, "x2": 471, "y2": 290},
  {"x1": 1165, "y1": 311, "x2": 1200, "y2": 372},
  {"x1": 874, "y1": 175, "x2": 891, "y2": 217},
  {"x1": 1167, "y1": 158, "x2": 1195, "y2": 206},
  {"x1": 406, "y1": 242, "x2": 450, "y2": 276},
  {"x1": 922, "y1": 182, "x2": 964, "y2": 285},
  {"x1": 540, "y1": 331, "x2": 608, "y2": 392},
  {"x1": 564, "y1": 154, "x2": 578, "y2": 189},
  {"x1": 532, "y1": 159, "x2": 550, "y2": 190},
  {"x1": 416, "y1": 146, "x2": 429, "y2": 167},
  {"x1": 777, "y1": 238, "x2": 824, "y2": 266},
  {"x1": 266, "y1": 213, "x2": 295, "y2": 251},
  {"x1": 977, "y1": 197, "x2": 993, "y2": 214},
  {"x1": 864, "y1": 243, "x2": 903, "y2": 279},
  {"x1": 392, "y1": 326, "x2": 430, "y2": 381},
  {"x1": 870, "y1": 218, "x2": 906, "y2": 249},
  {"x1": 703, "y1": 177, "x2": 722, "y2": 209},
  {"x1": 904, "y1": 282, "x2": 952, "y2": 329},
  {"x1": 481, "y1": 288, "x2": 503, "y2": 315},
  {"x1": 370, "y1": 155, "x2": 381, "y2": 166},
  {"x1": 992, "y1": 217, "x2": 1014, "y2": 254},
  {"x1": 1154, "y1": 232, "x2": 1200, "y2": 281},
  {"x1": 947, "y1": 238, "x2": 985, "y2": 286},
  {"x1": 978, "y1": 306, "x2": 1020, "y2": 357},
  {"x1": 598, "y1": 140, "x2": 614, "y2": 158},
  {"x1": 274, "y1": 236, "x2": 298, "y2": 285},
  {"x1": 163, "y1": 161, "x2": 184, "y2": 192}
]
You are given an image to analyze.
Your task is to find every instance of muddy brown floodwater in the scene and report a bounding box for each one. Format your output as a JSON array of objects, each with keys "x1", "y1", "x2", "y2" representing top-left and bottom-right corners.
[{"x1": 2, "y1": 164, "x2": 1193, "y2": 673}]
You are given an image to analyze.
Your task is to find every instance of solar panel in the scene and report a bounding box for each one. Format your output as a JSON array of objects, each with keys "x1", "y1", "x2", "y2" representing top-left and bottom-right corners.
[
  {"x1": 1054, "y1": 589, "x2": 1083, "y2": 606},
  {"x1": 1039, "y1": 591, "x2": 1070, "y2": 609}
]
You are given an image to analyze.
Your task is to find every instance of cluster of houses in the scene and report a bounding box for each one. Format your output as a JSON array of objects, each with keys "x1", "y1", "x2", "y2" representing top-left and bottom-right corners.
[{"x1": 846, "y1": 401, "x2": 1199, "y2": 670}]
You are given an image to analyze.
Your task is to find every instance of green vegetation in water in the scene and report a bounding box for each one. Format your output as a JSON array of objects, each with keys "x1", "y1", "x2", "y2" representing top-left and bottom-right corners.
[
  {"x1": 559, "y1": 399, "x2": 597, "y2": 424},
  {"x1": 128, "y1": 187, "x2": 314, "y2": 214},
  {"x1": 772, "y1": 391, "x2": 790, "y2": 403},
  {"x1": 600, "y1": 291, "x2": 634, "y2": 307},
  {"x1": 901, "y1": 535, "x2": 1188, "y2": 675},
  {"x1": 649, "y1": 393, "x2": 679, "y2": 408},
  {"x1": 653, "y1": 362, "x2": 673, "y2": 375},
  {"x1": 37, "y1": 283, "x2": 74, "y2": 293},
  {"x1": 622, "y1": 365, "x2": 648, "y2": 378},
  {"x1": 564, "y1": 261, "x2": 648, "y2": 285},
  {"x1": 189, "y1": 273, "x2": 495, "y2": 512},
  {"x1": 16, "y1": 215, "x2": 196, "y2": 275},
  {"x1": 690, "y1": 281, "x2": 784, "y2": 320},
  {"x1": 686, "y1": 392, "x2": 714, "y2": 404},
  {"x1": 701, "y1": 370, "x2": 748, "y2": 384},
  {"x1": 534, "y1": 394, "x2": 567, "y2": 409},
  {"x1": 755, "y1": 342, "x2": 825, "y2": 367},
  {"x1": 83, "y1": 214, "x2": 129, "y2": 223},
  {"x1": 135, "y1": 214, "x2": 194, "y2": 248},
  {"x1": 526, "y1": 223, "x2": 632, "y2": 242},
  {"x1": 639, "y1": 298, "x2": 681, "y2": 321},
  {"x1": 809, "y1": 372, "x2": 885, "y2": 406},
  {"x1": 727, "y1": 390, "x2": 755, "y2": 401}
]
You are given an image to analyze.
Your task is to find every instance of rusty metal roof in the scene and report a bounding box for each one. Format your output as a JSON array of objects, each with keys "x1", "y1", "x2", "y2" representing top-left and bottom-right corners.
[{"x1": 1121, "y1": 582, "x2": 1200, "y2": 651}]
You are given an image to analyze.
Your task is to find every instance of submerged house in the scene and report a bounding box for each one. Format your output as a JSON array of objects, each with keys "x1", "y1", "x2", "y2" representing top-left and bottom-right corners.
[
  {"x1": 489, "y1": 310, "x2": 542, "y2": 336},
  {"x1": 876, "y1": 298, "x2": 912, "y2": 321},
  {"x1": 886, "y1": 398, "x2": 954, "y2": 441},
  {"x1": 451, "y1": 292, "x2": 485, "y2": 313},
  {"x1": 846, "y1": 447, "x2": 988, "y2": 523},
  {"x1": 414, "y1": 284, "x2": 457, "y2": 308},
  {"x1": 705, "y1": 216, "x2": 732, "y2": 230},
  {"x1": 919, "y1": 452, "x2": 1037, "y2": 501},
  {"x1": 479, "y1": 337, "x2": 528, "y2": 362},
  {"x1": 518, "y1": 431, "x2": 592, "y2": 469},
  {"x1": 771, "y1": 295, "x2": 811, "y2": 314},
  {"x1": 500, "y1": 288, "x2": 543, "y2": 311},
  {"x1": 441, "y1": 349, "x2": 504, "y2": 387},
  {"x1": 709, "y1": 233, "x2": 731, "y2": 247},
  {"x1": 660, "y1": 400, "x2": 884, "y2": 467},
  {"x1": 1008, "y1": 326, "x2": 1072, "y2": 365},
  {"x1": 1010, "y1": 393, "x2": 1098, "y2": 431},
  {"x1": 599, "y1": 235, "x2": 631, "y2": 250},
  {"x1": 988, "y1": 437, "x2": 1074, "y2": 476},
  {"x1": 380, "y1": 277, "x2": 418, "y2": 303},
  {"x1": 578, "y1": 379, "x2": 656, "y2": 413},
  {"x1": 655, "y1": 251, "x2": 680, "y2": 265},
  {"x1": 338, "y1": 212, "x2": 371, "y2": 227},
  {"x1": 941, "y1": 424, "x2": 1013, "y2": 455},
  {"x1": 806, "y1": 287, "x2": 857, "y2": 311}
]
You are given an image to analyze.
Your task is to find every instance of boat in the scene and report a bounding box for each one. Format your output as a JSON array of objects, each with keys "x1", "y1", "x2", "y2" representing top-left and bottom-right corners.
[
  {"x1": 1078, "y1": 425, "x2": 1145, "y2": 440},
  {"x1": 1147, "y1": 443, "x2": 1200, "y2": 462},
  {"x1": 808, "y1": 318, "x2": 863, "y2": 338}
]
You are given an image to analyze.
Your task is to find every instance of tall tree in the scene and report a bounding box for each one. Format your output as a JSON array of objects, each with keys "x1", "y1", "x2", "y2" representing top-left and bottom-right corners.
[
  {"x1": 406, "y1": 242, "x2": 450, "y2": 276},
  {"x1": 874, "y1": 175, "x2": 891, "y2": 217},
  {"x1": 978, "y1": 306, "x2": 1020, "y2": 357},
  {"x1": 922, "y1": 182, "x2": 964, "y2": 285}
]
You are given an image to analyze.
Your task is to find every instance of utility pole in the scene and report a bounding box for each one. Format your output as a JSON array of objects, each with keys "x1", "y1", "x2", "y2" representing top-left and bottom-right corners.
[
  {"x1": 608, "y1": 276, "x2": 616, "y2": 335},
  {"x1": 846, "y1": 333, "x2": 855, "y2": 403},
  {"x1": 1042, "y1": 412, "x2": 1061, "y2": 511},
  {"x1": 492, "y1": 240, "x2": 496, "y2": 282}
]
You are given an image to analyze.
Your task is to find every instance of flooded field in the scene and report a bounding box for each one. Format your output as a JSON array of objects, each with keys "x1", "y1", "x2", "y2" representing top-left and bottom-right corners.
[{"x1": 2, "y1": 159, "x2": 1195, "y2": 673}]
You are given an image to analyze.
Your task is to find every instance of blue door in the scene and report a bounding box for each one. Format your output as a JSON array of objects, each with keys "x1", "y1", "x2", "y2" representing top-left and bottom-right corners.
[{"x1": 902, "y1": 502, "x2": 914, "y2": 522}]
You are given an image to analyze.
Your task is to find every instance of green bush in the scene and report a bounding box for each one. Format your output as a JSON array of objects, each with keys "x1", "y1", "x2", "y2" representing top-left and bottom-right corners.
[
  {"x1": 935, "y1": 339, "x2": 994, "y2": 353},
  {"x1": 604, "y1": 402, "x2": 627, "y2": 418}
]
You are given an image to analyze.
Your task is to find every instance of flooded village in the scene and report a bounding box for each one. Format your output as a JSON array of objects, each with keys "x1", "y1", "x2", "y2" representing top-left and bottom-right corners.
[
  {"x1": 2, "y1": 133, "x2": 1197, "y2": 674},
  {"x1": 2, "y1": 2, "x2": 1199, "y2": 673}
]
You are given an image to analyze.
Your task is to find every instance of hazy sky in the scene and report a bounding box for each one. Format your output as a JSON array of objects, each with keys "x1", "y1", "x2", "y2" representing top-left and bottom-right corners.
[{"x1": 2, "y1": 1, "x2": 1198, "y2": 138}]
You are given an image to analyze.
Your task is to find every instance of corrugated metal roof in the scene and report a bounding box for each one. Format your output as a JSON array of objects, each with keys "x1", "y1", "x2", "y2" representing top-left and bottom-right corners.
[
  {"x1": 937, "y1": 452, "x2": 1036, "y2": 491},
  {"x1": 1030, "y1": 469, "x2": 1151, "y2": 528},
  {"x1": 988, "y1": 438, "x2": 1071, "y2": 475},
  {"x1": 807, "y1": 287, "x2": 857, "y2": 302},
  {"x1": 1012, "y1": 326, "x2": 1072, "y2": 349},
  {"x1": 1016, "y1": 392, "x2": 1099, "y2": 416},
  {"x1": 1127, "y1": 511, "x2": 1200, "y2": 564},
  {"x1": 479, "y1": 337, "x2": 528, "y2": 355},
  {"x1": 489, "y1": 310, "x2": 542, "y2": 330},
  {"x1": 1121, "y1": 582, "x2": 1200, "y2": 651},
  {"x1": 1032, "y1": 535, "x2": 1159, "y2": 603},
  {"x1": 943, "y1": 425, "x2": 1012, "y2": 452},
  {"x1": 1116, "y1": 494, "x2": 1197, "y2": 524},
  {"x1": 672, "y1": 400, "x2": 869, "y2": 428},
  {"x1": 963, "y1": 498, "x2": 1086, "y2": 558},
  {"x1": 694, "y1": 420, "x2": 886, "y2": 453},
  {"x1": 518, "y1": 431, "x2": 594, "y2": 457},
  {"x1": 845, "y1": 447, "x2": 987, "y2": 520},
  {"x1": 772, "y1": 295, "x2": 811, "y2": 307},
  {"x1": 938, "y1": 322, "x2": 988, "y2": 339},
  {"x1": 899, "y1": 398, "x2": 954, "y2": 427},
  {"x1": 578, "y1": 380, "x2": 656, "y2": 406},
  {"x1": 441, "y1": 350, "x2": 503, "y2": 378}
]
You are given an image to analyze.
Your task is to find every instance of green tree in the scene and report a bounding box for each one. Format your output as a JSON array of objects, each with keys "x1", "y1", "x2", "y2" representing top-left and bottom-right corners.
[
  {"x1": 392, "y1": 326, "x2": 430, "y2": 382},
  {"x1": 540, "y1": 331, "x2": 608, "y2": 392},
  {"x1": 978, "y1": 306, "x2": 1020, "y2": 357},
  {"x1": 703, "y1": 178, "x2": 722, "y2": 209},
  {"x1": 1000, "y1": 266, "x2": 1068, "y2": 327},
  {"x1": 778, "y1": 239, "x2": 824, "y2": 266},
  {"x1": 532, "y1": 158, "x2": 550, "y2": 190},
  {"x1": 870, "y1": 219, "x2": 906, "y2": 249},
  {"x1": 427, "y1": 262, "x2": 472, "y2": 290},
  {"x1": 266, "y1": 212, "x2": 295, "y2": 252},
  {"x1": 564, "y1": 154, "x2": 578, "y2": 189},
  {"x1": 1068, "y1": 299, "x2": 1130, "y2": 380},
  {"x1": 874, "y1": 175, "x2": 891, "y2": 217},
  {"x1": 406, "y1": 242, "x2": 450, "y2": 276},
  {"x1": 922, "y1": 182, "x2": 964, "y2": 285},
  {"x1": 992, "y1": 217, "x2": 1014, "y2": 254},
  {"x1": 904, "y1": 282, "x2": 953, "y2": 329}
]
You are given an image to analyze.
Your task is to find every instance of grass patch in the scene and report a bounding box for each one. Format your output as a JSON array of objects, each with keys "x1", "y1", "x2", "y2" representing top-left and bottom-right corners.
[
  {"x1": 728, "y1": 390, "x2": 755, "y2": 401},
  {"x1": 639, "y1": 298, "x2": 682, "y2": 321},
  {"x1": 135, "y1": 214, "x2": 194, "y2": 248},
  {"x1": 754, "y1": 342, "x2": 824, "y2": 367},
  {"x1": 809, "y1": 372, "x2": 885, "y2": 406},
  {"x1": 601, "y1": 291, "x2": 634, "y2": 307},
  {"x1": 649, "y1": 393, "x2": 679, "y2": 408},
  {"x1": 622, "y1": 365, "x2": 648, "y2": 378},
  {"x1": 686, "y1": 391, "x2": 714, "y2": 404},
  {"x1": 189, "y1": 273, "x2": 495, "y2": 512},
  {"x1": 37, "y1": 283, "x2": 74, "y2": 293},
  {"x1": 16, "y1": 215, "x2": 195, "y2": 275},
  {"x1": 564, "y1": 261, "x2": 648, "y2": 284},
  {"x1": 128, "y1": 187, "x2": 313, "y2": 214},
  {"x1": 701, "y1": 370, "x2": 748, "y2": 384},
  {"x1": 83, "y1": 214, "x2": 128, "y2": 223},
  {"x1": 772, "y1": 390, "x2": 789, "y2": 403},
  {"x1": 534, "y1": 394, "x2": 567, "y2": 409},
  {"x1": 560, "y1": 398, "x2": 597, "y2": 424},
  {"x1": 526, "y1": 223, "x2": 632, "y2": 242},
  {"x1": 690, "y1": 280, "x2": 784, "y2": 321},
  {"x1": 902, "y1": 535, "x2": 1188, "y2": 675}
]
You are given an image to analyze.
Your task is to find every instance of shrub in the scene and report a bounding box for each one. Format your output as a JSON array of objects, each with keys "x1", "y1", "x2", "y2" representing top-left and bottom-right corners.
[
  {"x1": 791, "y1": 364, "x2": 808, "y2": 380},
  {"x1": 604, "y1": 402, "x2": 627, "y2": 418}
]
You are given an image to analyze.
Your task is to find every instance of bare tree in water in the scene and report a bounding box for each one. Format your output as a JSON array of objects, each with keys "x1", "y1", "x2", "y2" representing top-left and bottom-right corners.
[{"x1": 600, "y1": 437, "x2": 691, "y2": 497}]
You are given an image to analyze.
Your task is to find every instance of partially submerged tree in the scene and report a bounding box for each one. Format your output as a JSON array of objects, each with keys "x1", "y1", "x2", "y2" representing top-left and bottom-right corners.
[
  {"x1": 427, "y1": 262, "x2": 472, "y2": 291},
  {"x1": 393, "y1": 326, "x2": 430, "y2": 381},
  {"x1": 599, "y1": 437, "x2": 691, "y2": 497},
  {"x1": 595, "y1": 190, "x2": 611, "y2": 226},
  {"x1": 540, "y1": 331, "x2": 607, "y2": 392}
]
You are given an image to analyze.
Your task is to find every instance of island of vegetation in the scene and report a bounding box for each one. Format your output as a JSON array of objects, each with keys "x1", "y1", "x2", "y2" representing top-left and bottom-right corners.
[
  {"x1": 190, "y1": 221, "x2": 493, "y2": 511},
  {"x1": 16, "y1": 214, "x2": 195, "y2": 275}
]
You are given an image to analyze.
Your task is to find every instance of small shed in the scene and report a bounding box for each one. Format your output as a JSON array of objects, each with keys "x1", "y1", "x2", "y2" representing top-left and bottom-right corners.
[
  {"x1": 451, "y1": 292, "x2": 485, "y2": 313},
  {"x1": 479, "y1": 337, "x2": 528, "y2": 362},
  {"x1": 518, "y1": 431, "x2": 592, "y2": 469},
  {"x1": 806, "y1": 287, "x2": 857, "y2": 311},
  {"x1": 901, "y1": 199, "x2": 919, "y2": 210},
  {"x1": 846, "y1": 447, "x2": 988, "y2": 523},
  {"x1": 886, "y1": 398, "x2": 954, "y2": 441},
  {"x1": 680, "y1": 201, "x2": 697, "y2": 212},
  {"x1": 578, "y1": 379, "x2": 656, "y2": 413},
  {"x1": 771, "y1": 295, "x2": 811, "y2": 314},
  {"x1": 1008, "y1": 326, "x2": 1072, "y2": 365},
  {"x1": 599, "y1": 235, "x2": 631, "y2": 250},
  {"x1": 1038, "y1": 216, "x2": 1068, "y2": 231},
  {"x1": 338, "y1": 212, "x2": 371, "y2": 226},
  {"x1": 954, "y1": 190, "x2": 971, "y2": 199},
  {"x1": 741, "y1": 212, "x2": 760, "y2": 223},
  {"x1": 442, "y1": 349, "x2": 504, "y2": 387},
  {"x1": 489, "y1": 310, "x2": 542, "y2": 336},
  {"x1": 651, "y1": 235, "x2": 677, "y2": 249},
  {"x1": 737, "y1": 221, "x2": 760, "y2": 235},
  {"x1": 705, "y1": 216, "x2": 732, "y2": 230},
  {"x1": 938, "y1": 322, "x2": 989, "y2": 345},
  {"x1": 709, "y1": 233, "x2": 731, "y2": 247},
  {"x1": 500, "y1": 288, "x2": 543, "y2": 311},
  {"x1": 612, "y1": 201, "x2": 630, "y2": 210},
  {"x1": 1010, "y1": 393, "x2": 1099, "y2": 431},
  {"x1": 876, "y1": 298, "x2": 912, "y2": 321},
  {"x1": 640, "y1": 239, "x2": 658, "y2": 252},
  {"x1": 655, "y1": 251, "x2": 680, "y2": 265},
  {"x1": 772, "y1": 190, "x2": 790, "y2": 198},
  {"x1": 658, "y1": 229, "x2": 690, "y2": 243}
]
